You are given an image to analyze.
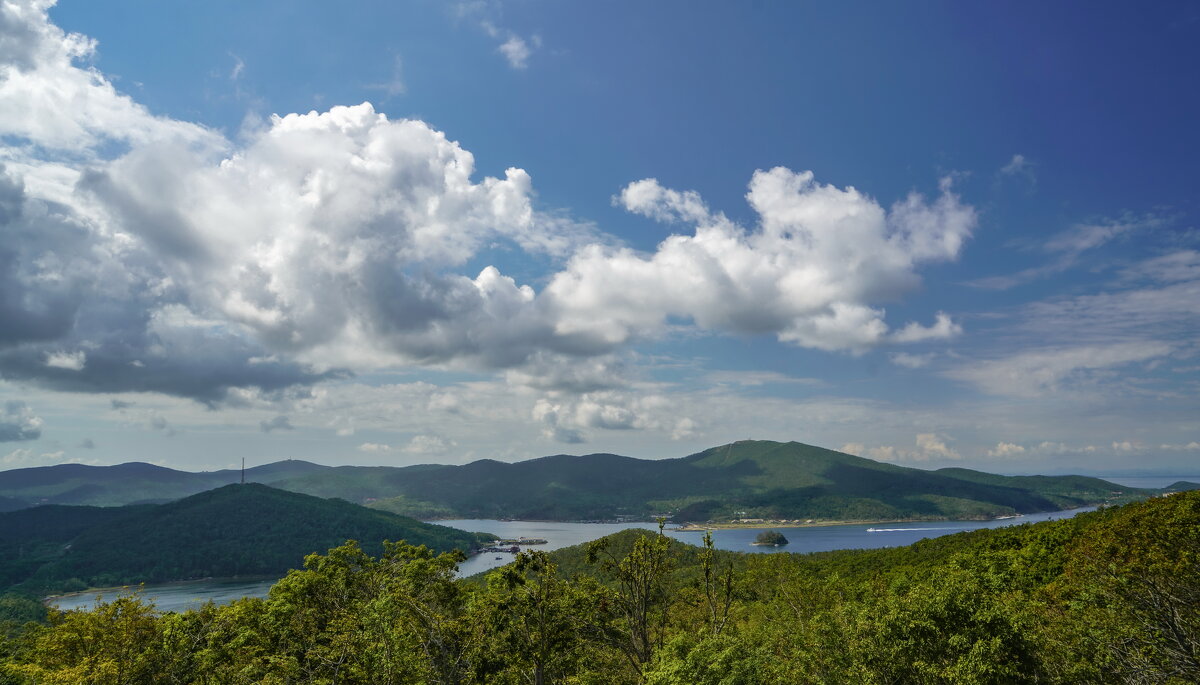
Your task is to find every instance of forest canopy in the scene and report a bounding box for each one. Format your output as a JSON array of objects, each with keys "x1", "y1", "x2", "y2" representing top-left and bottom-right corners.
[{"x1": 0, "y1": 491, "x2": 1196, "y2": 684}]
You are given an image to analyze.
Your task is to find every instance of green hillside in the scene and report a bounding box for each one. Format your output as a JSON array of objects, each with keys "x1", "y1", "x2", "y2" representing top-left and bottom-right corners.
[
  {"x1": 934, "y1": 467, "x2": 1139, "y2": 505},
  {"x1": 0, "y1": 459, "x2": 326, "y2": 509},
  {"x1": 274, "y1": 441, "x2": 1147, "y2": 521},
  {"x1": 1164, "y1": 480, "x2": 1200, "y2": 492},
  {"x1": 0, "y1": 484, "x2": 493, "y2": 596},
  {"x1": 0, "y1": 441, "x2": 1154, "y2": 523},
  {"x1": 6, "y1": 493, "x2": 1195, "y2": 683}
]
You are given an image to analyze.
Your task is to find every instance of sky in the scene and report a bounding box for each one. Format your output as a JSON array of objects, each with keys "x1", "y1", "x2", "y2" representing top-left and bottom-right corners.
[{"x1": 1, "y1": 0, "x2": 1198, "y2": 476}]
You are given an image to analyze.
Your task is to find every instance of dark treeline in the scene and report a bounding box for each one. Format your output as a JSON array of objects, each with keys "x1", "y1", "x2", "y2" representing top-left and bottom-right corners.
[
  {"x1": 0, "y1": 484, "x2": 493, "y2": 599},
  {"x1": 0, "y1": 491, "x2": 1196, "y2": 684}
]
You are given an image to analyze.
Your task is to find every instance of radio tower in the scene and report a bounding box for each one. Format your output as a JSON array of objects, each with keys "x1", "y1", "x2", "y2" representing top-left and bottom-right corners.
[{"x1": 241, "y1": 458, "x2": 245, "y2": 485}]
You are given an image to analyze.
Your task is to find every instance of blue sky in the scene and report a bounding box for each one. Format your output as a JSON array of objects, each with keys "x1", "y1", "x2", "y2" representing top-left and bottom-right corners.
[{"x1": 1, "y1": 0, "x2": 1197, "y2": 475}]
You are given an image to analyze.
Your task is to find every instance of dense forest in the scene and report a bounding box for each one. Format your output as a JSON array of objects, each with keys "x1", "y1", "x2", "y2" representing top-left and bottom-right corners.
[
  {"x1": 0, "y1": 484, "x2": 493, "y2": 598},
  {"x1": 0, "y1": 491, "x2": 1195, "y2": 684}
]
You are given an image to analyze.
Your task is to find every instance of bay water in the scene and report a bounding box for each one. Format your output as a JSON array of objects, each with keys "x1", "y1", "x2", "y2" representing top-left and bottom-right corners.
[{"x1": 49, "y1": 506, "x2": 1093, "y2": 613}]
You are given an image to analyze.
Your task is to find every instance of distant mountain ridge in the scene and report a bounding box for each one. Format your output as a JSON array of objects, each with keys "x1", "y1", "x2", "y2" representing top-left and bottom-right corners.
[
  {"x1": 0, "y1": 459, "x2": 327, "y2": 510},
  {"x1": 0, "y1": 441, "x2": 1154, "y2": 522}
]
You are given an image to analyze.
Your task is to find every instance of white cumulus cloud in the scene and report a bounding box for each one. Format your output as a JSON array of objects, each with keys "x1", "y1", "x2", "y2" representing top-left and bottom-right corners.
[
  {"x1": 549, "y1": 169, "x2": 974, "y2": 353},
  {"x1": 0, "y1": 400, "x2": 42, "y2": 441},
  {"x1": 0, "y1": 1, "x2": 982, "y2": 417},
  {"x1": 987, "y1": 442, "x2": 1027, "y2": 458},
  {"x1": 44, "y1": 350, "x2": 85, "y2": 370},
  {"x1": 0, "y1": 0, "x2": 217, "y2": 155},
  {"x1": 498, "y1": 36, "x2": 531, "y2": 69}
]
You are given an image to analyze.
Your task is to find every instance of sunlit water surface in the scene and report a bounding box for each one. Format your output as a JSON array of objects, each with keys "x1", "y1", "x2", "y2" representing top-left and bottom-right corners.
[{"x1": 49, "y1": 506, "x2": 1098, "y2": 613}]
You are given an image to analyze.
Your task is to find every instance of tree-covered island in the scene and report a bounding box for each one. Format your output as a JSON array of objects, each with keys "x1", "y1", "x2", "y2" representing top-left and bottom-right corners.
[{"x1": 752, "y1": 530, "x2": 789, "y2": 546}]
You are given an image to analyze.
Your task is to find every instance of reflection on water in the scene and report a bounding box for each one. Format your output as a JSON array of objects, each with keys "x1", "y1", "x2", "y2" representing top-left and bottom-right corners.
[
  {"x1": 49, "y1": 506, "x2": 1095, "y2": 613},
  {"x1": 49, "y1": 577, "x2": 278, "y2": 614}
]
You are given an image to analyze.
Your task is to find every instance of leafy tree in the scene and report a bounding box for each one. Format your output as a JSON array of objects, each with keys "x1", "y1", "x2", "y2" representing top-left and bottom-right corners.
[
  {"x1": 11, "y1": 592, "x2": 163, "y2": 684},
  {"x1": 643, "y1": 632, "x2": 775, "y2": 685},
  {"x1": 698, "y1": 531, "x2": 734, "y2": 636},
  {"x1": 586, "y1": 521, "x2": 675, "y2": 674},
  {"x1": 845, "y1": 570, "x2": 1045, "y2": 684},
  {"x1": 1064, "y1": 493, "x2": 1200, "y2": 682},
  {"x1": 259, "y1": 539, "x2": 470, "y2": 684},
  {"x1": 473, "y1": 551, "x2": 592, "y2": 684}
]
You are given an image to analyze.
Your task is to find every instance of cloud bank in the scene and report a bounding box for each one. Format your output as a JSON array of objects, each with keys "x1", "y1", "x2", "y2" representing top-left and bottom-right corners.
[{"x1": 0, "y1": 0, "x2": 975, "y2": 415}]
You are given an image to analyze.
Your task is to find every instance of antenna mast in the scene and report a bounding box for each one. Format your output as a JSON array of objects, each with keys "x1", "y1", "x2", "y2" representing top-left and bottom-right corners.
[{"x1": 241, "y1": 458, "x2": 245, "y2": 485}]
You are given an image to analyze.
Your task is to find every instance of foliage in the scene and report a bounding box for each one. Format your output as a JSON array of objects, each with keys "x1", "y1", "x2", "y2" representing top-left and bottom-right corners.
[
  {"x1": 1, "y1": 492, "x2": 1197, "y2": 683},
  {"x1": 1060, "y1": 493, "x2": 1200, "y2": 682},
  {"x1": 0, "y1": 484, "x2": 493, "y2": 597}
]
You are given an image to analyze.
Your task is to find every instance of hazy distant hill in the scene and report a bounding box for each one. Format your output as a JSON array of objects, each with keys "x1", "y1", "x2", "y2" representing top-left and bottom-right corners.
[
  {"x1": 0, "y1": 484, "x2": 493, "y2": 596},
  {"x1": 0, "y1": 459, "x2": 327, "y2": 510},
  {"x1": 0, "y1": 440, "x2": 1151, "y2": 522},
  {"x1": 352, "y1": 440, "x2": 1144, "y2": 520}
]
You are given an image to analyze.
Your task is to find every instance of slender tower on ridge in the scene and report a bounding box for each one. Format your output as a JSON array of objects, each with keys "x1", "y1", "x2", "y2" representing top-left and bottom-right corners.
[{"x1": 241, "y1": 458, "x2": 245, "y2": 485}]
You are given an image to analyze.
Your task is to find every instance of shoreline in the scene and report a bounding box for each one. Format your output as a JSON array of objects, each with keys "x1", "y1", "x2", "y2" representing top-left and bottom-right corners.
[
  {"x1": 43, "y1": 575, "x2": 279, "y2": 607},
  {"x1": 671, "y1": 516, "x2": 1006, "y2": 532},
  {"x1": 429, "y1": 516, "x2": 998, "y2": 529},
  {"x1": 428, "y1": 511, "x2": 1096, "y2": 533}
]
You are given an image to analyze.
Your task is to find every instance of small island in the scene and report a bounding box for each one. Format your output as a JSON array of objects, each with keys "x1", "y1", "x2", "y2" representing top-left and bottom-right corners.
[{"x1": 752, "y1": 530, "x2": 789, "y2": 546}]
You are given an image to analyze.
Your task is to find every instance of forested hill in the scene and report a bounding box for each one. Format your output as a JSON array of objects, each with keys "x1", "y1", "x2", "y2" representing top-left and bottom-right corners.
[
  {"x1": 3, "y1": 488, "x2": 1196, "y2": 683},
  {"x1": 1165, "y1": 480, "x2": 1200, "y2": 492},
  {"x1": 0, "y1": 440, "x2": 1151, "y2": 522},
  {"x1": 0, "y1": 484, "x2": 493, "y2": 596},
  {"x1": 0, "y1": 459, "x2": 326, "y2": 510}
]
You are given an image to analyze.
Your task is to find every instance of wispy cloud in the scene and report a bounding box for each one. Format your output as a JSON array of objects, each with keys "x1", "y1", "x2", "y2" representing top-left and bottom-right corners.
[
  {"x1": 229, "y1": 52, "x2": 245, "y2": 81},
  {"x1": 497, "y1": 34, "x2": 533, "y2": 69},
  {"x1": 457, "y1": 2, "x2": 540, "y2": 70},
  {"x1": 946, "y1": 342, "x2": 1172, "y2": 398},
  {"x1": 704, "y1": 370, "x2": 824, "y2": 387},
  {"x1": 890, "y1": 352, "x2": 936, "y2": 369},
  {"x1": 259, "y1": 415, "x2": 294, "y2": 433},
  {"x1": 969, "y1": 213, "x2": 1168, "y2": 290},
  {"x1": 996, "y1": 153, "x2": 1036, "y2": 186},
  {"x1": 365, "y1": 54, "x2": 406, "y2": 98},
  {"x1": 1043, "y1": 215, "x2": 1164, "y2": 254}
]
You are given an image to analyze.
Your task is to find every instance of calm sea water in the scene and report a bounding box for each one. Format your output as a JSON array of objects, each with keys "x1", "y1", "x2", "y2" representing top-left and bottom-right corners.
[
  {"x1": 48, "y1": 507, "x2": 1094, "y2": 613},
  {"x1": 450, "y1": 507, "x2": 1096, "y2": 577},
  {"x1": 49, "y1": 577, "x2": 278, "y2": 614}
]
